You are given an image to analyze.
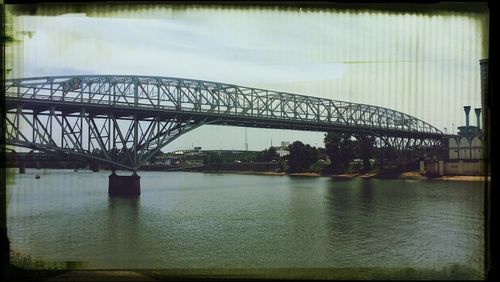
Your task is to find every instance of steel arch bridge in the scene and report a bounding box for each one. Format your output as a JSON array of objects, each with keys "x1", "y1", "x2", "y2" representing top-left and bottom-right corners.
[{"x1": 3, "y1": 75, "x2": 443, "y2": 171}]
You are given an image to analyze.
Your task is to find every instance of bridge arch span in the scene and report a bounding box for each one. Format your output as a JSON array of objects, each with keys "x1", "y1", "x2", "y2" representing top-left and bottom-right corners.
[{"x1": 4, "y1": 75, "x2": 444, "y2": 170}]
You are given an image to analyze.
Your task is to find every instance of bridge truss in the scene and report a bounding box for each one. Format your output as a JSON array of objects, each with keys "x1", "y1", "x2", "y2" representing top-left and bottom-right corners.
[{"x1": 4, "y1": 75, "x2": 443, "y2": 170}]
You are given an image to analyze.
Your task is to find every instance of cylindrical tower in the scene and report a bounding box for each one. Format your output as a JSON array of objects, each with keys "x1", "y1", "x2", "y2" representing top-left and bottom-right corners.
[
  {"x1": 475, "y1": 108, "x2": 481, "y2": 131},
  {"x1": 464, "y1": 106, "x2": 471, "y2": 137}
]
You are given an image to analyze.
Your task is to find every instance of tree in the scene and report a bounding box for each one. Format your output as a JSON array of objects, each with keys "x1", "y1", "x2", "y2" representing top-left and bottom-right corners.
[
  {"x1": 256, "y1": 146, "x2": 278, "y2": 162},
  {"x1": 203, "y1": 152, "x2": 223, "y2": 164},
  {"x1": 240, "y1": 151, "x2": 258, "y2": 162},
  {"x1": 267, "y1": 146, "x2": 277, "y2": 160},
  {"x1": 324, "y1": 132, "x2": 356, "y2": 174},
  {"x1": 154, "y1": 150, "x2": 164, "y2": 157},
  {"x1": 355, "y1": 134, "x2": 376, "y2": 172},
  {"x1": 287, "y1": 141, "x2": 318, "y2": 173}
]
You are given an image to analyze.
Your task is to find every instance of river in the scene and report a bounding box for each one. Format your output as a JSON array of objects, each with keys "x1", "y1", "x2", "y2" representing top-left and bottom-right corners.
[{"x1": 6, "y1": 169, "x2": 485, "y2": 277}]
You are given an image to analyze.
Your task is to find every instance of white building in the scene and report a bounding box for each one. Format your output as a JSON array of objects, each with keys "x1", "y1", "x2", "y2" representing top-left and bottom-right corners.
[
  {"x1": 276, "y1": 149, "x2": 289, "y2": 157},
  {"x1": 272, "y1": 141, "x2": 290, "y2": 157}
]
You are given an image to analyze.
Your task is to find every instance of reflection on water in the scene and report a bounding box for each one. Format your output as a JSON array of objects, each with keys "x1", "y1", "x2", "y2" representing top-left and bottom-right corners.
[
  {"x1": 106, "y1": 197, "x2": 141, "y2": 268},
  {"x1": 7, "y1": 169, "x2": 484, "y2": 276}
]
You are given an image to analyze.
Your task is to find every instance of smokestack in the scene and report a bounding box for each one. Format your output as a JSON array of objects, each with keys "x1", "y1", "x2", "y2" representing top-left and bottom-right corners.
[
  {"x1": 475, "y1": 108, "x2": 481, "y2": 130},
  {"x1": 464, "y1": 106, "x2": 471, "y2": 136}
]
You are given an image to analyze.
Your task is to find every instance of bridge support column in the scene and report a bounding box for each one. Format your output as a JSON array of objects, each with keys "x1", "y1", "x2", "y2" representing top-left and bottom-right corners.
[{"x1": 108, "y1": 171, "x2": 141, "y2": 196}]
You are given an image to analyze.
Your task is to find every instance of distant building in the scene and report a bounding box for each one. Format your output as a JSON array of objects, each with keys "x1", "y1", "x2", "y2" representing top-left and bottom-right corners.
[
  {"x1": 422, "y1": 59, "x2": 488, "y2": 176},
  {"x1": 170, "y1": 149, "x2": 204, "y2": 157},
  {"x1": 423, "y1": 104, "x2": 486, "y2": 176},
  {"x1": 281, "y1": 141, "x2": 290, "y2": 147},
  {"x1": 271, "y1": 141, "x2": 290, "y2": 157},
  {"x1": 154, "y1": 154, "x2": 180, "y2": 165},
  {"x1": 276, "y1": 148, "x2": 289, "y2": 157},
  {"x1": 446, "y1": 106, "x2": 483, "y2": 160}
]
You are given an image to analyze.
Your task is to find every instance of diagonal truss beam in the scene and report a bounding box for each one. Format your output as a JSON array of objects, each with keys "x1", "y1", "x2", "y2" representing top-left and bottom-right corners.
[
  {"x1": 4, "y1": 75, "x2": 445, "y2": 170},
  {"x1": 4, "y1": 106, "x2": 207, "y2": 171},
  {"x1": 4, "y1": 75, "x2": 443, "y2": 138}
]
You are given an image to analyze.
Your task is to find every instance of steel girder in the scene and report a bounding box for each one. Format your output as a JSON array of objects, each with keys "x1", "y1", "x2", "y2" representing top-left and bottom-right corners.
[
  {"x1": 4, "y1": 75, "x2": 444, "y2": 169},
  {"x1": 4, "y1": 104, "x2": 206, "y2": 170},
  {"x1": 374, "y1": 135, "x2": 442, "y2": 164}
]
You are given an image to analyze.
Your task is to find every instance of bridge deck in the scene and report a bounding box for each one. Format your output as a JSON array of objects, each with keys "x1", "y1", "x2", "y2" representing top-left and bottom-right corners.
[
  {"x1": 4, "y1": 75, "x2": 444, "y2": 170},
  {"x1": 5, "y1": 75, "x2": 442, "y2": 139}
]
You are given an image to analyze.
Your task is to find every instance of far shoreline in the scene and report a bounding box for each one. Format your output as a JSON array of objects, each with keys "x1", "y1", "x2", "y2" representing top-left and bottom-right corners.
[
  {"x1": 7, "y1": 167, "x2": 489, "y2": 182},
  {"x1": 184, "y1": 169, "x2": 490, "y2": 182}
]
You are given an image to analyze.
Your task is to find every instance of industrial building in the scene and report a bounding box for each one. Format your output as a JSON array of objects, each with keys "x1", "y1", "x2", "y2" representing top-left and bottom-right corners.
[
  {"x1": 447, "y1": 107, "x2": 483, "y2": 160},
  {"x1": 421, "y1": 59, "x2": 488, "y2": 177},
  {"x1": 429, "y1": 106, "x2": 485, "y2": 176}
]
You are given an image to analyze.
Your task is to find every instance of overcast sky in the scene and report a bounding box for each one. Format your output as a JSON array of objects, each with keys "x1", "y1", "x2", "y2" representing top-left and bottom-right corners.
[{"x1": 6, "y1": 5, "x2": 489, "y2": 152}]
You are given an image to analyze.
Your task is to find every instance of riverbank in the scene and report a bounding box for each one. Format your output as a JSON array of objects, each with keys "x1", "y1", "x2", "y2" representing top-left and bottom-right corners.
[
  {"x1": 189, "y1": 169, "x2": 489, "y2": 181},
  {"x1": 8, "y1": 167, "x2": 489, "y2": 182},
  {"x1": 432, "y1": 175, "x2": 490, "y2": 181},
  {"x1": 195, "y1": 170, "x2": 327, "y2": 177}
]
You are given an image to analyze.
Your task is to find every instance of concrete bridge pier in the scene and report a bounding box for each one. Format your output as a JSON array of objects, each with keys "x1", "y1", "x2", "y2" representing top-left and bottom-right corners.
[{"x1": 108, "y1": 170, "x2": 141, "y2": 196}]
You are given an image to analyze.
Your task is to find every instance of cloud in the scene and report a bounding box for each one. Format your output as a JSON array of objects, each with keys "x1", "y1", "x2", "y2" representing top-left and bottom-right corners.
[
  {"x1": 9, "y1": 9, "x2": 486, "y2": 133},
  {"x1": 15, "y1": 14, "x2": 347, "y2": 84}
]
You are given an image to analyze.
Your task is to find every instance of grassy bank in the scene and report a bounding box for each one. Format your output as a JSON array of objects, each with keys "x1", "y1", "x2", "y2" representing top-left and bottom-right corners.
[
  {"x1": 6, "y1": 251, "x2": 87, "y2": 281},
  {"x1": 9, "y1": 250, "x2": 88, "y2": 270},
  {"x1": 8, "y1": 252, "x2": 66, "y2": 281}
]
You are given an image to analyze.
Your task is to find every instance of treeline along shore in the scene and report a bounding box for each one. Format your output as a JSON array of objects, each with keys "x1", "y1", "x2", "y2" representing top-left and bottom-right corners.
[
  {"x1": 184, "y1": 163, "x2": 488, "y2": 181},
  {"x1": 4, "y1": 155, "x2": 487, "y2": 182},
  {"x1": 5, "y1": 131, "x2": 489, "y2": 182}
]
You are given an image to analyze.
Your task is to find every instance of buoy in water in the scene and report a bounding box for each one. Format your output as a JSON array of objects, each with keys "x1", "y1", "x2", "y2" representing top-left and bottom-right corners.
[
  {"x1": 73, "y1": 169, "x2": 78, "y2": 172},
  {"x1": 35, "y1": 174, "x2": 41, "y2": 179}
]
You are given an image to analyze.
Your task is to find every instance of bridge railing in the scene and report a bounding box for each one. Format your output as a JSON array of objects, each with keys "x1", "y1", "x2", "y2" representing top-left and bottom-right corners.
[{"x1": 5, "y1": 75, "x2": 442, "y2": 136}]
